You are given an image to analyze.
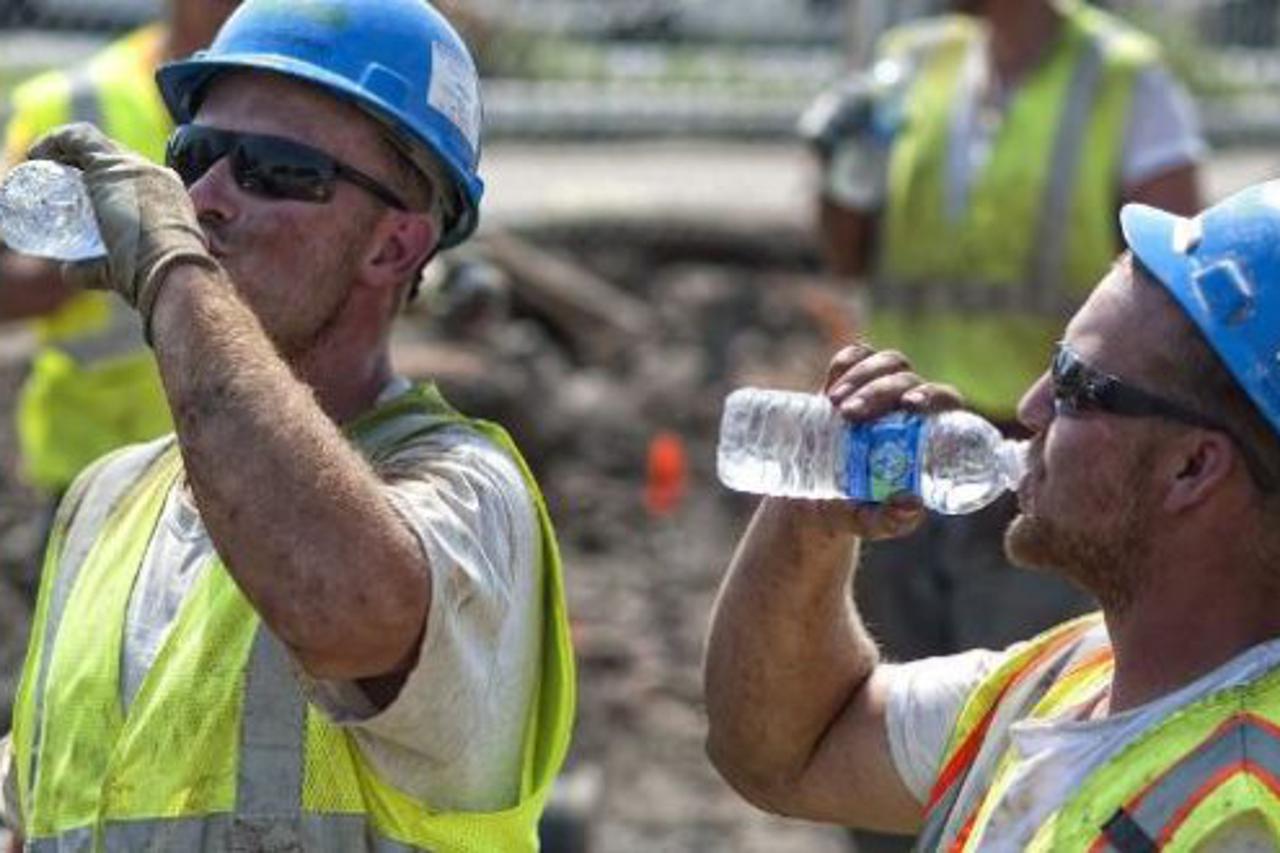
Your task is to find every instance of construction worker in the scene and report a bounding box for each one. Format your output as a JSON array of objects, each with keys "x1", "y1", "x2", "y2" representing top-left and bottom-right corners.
[
  {"x1": 0, "y1": 0, "x2": 241, "y2": 510},
  {"x1": 705, "y1": 182, "x2": 1280, "y2": 848},
  {"x1": 799, "y1": 12, "x2": 1205, "y2": 843},
  {"x1": 0, "y1": 0, "x2": 573, "y2": 850}
]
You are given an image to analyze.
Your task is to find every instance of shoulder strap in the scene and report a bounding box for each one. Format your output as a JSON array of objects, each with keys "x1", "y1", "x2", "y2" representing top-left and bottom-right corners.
[
  {"x1": 1025, "y1": 26, "x2": 1105, "y2": 307},
  {"x1": 18, "y1": 438, "x2": 173, "y2": 821},
  {"x1": 346, "y1": 383, "x2": 467, "y2": 463}
]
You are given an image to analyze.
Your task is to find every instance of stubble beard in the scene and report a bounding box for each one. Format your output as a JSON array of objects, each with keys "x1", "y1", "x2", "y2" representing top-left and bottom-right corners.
[
  {"x1": 1005, "y1": 444, "x2": 1157, "y2": 615},
  {"x1": 277, "y1": 213, "x2": 378, "y2": 362}
]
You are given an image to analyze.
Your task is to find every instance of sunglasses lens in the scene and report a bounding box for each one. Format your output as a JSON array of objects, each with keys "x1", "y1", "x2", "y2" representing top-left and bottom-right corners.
[
  {"x1": 167, "y1": 127, "x2": 227, "y2": 187},
  {"x1": 235, "y1": 137, "x2": 335, "y2": 203},
  {"x1": 1051, "y1": 348, "x2": 1085, "y2": 413},
  {"x1": 166, "y1": 126, "x2": 338, "y2": 203}
]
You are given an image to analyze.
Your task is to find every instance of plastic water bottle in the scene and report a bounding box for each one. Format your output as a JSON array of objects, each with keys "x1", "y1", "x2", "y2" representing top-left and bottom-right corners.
[
  {"x1": 717, "y1": 388, "x2": 1027, "y2": 515},
  {"x1": 0, "y1": 160, "x2": 105, "y2": 261}
]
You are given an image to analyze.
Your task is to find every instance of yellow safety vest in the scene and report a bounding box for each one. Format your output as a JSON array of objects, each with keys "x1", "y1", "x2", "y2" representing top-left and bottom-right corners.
[
  {"x1": 919, "y1": 614, "x2": 1280, "y2": 850},
  {"x1": 2, "y1": 25, "x2": 173, "y2": 493},
  {"x1": 870, "y1": 3, "x2": 1159, "y2": 418},
  {"x1": 11, "y1": 384, "x2": 577, "y2": 851}
]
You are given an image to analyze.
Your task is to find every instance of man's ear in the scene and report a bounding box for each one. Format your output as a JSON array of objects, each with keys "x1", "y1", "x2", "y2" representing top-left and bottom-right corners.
[
  {"x1": 364, "y1": 211, "x2": 437, "y2": 289},
  {"x1": 1163, "y1": 430, "x2": 1237, "y2": 513}
]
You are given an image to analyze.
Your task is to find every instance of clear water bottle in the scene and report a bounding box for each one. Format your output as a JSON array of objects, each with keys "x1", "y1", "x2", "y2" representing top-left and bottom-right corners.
[
  {"x1": 0, "y1": 160, "x2": 105, "y2": 261},
  {"x1": 717, "y1": 388, "x2": 1027, "y2": 515}
]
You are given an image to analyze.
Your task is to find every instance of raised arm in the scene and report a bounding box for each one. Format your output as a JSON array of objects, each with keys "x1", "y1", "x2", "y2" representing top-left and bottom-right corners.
[
  {"x1": 29, "y1": 123, "x2": 430, "y2": 685},
  {"x1": 704, "y1": 344, "x2": 961, "y2": 830},
  {"x1": 151, "y1": 264, "x2": 429, "y2": 683}
]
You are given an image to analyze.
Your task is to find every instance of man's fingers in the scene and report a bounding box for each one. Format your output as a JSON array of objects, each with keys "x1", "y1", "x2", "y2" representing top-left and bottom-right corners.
[
  {"x1": 827, "y1": 348, "x2": 913, "y2": 398},
  {"x1": 27, "y1": 122, "x2": 119, "y2": 170},
  {"x1": 834, "y1": 371, "x2": 929, "y2": 419},
  {"x1": 824, "y1": 340, "x2": 877, "y2": 390},
  {"x1": 842, "y1": 496, "x2": 926, "y2": 540},
  {"x1": 901, "y1": 382, "x2": 965, "y2": 413}
]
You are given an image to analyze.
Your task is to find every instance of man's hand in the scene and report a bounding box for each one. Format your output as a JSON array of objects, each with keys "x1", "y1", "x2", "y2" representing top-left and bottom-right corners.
[
  {"x1": 703, "y1": 342, "x2": 963, "y2": 830},
  {"x1": 27, "y1": 122, "x2": 218, "y2": 335},
  {"x1": 819, "y1": 342, "x2": 966, "y2": 540}
]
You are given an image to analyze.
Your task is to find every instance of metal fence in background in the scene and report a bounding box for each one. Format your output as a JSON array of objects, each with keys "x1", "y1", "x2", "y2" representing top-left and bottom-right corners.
[{"x1": 1, "y1": 0, "x2": 1278, "y2": 143}]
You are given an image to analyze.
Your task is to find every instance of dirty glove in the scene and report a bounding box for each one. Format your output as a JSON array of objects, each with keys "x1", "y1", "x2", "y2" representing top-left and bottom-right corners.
[{"x1": 27, "y1": 122, "x2": 219, "y2": 338}]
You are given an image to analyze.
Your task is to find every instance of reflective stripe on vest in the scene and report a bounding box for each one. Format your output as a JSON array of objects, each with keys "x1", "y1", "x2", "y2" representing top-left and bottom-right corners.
[
  {"x1": 919, "y1": 623, "x2": 1280, "y2": 852},
  {"x1": 1097, "y1": 713, "x2": 1280, "y2": 849},
  {"x1": 13, "y1": 384, "x2": 576, "y2": 851},
  {"x1": 24, "y1": 815, "x2": 432, "y2": 852},
  {"x1": 917, "y1": 615, "x2": 1108, "y2": 851}
]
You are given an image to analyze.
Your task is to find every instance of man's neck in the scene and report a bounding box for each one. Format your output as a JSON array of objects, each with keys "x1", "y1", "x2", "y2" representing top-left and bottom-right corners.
[
  {"x1": 291, "y1": 331, "x2": 396, "y2": 426},
  {"x1": 983, "y1": 0, "x2": 1064, "y2": 87},
  {"x1": 1104, "y1": 550, "x2": 1280, "y2": 714}
]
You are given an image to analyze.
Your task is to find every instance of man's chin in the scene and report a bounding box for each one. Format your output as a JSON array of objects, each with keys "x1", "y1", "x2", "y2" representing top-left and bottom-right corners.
[{"x1": 1004, "y1": 513, "x2": 1053, "y2": 572}]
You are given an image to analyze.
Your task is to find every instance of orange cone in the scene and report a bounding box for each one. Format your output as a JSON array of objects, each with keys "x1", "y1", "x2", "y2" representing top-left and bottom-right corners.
[{"x1": 645, "y1": 430, "x2": 688, "y2": 517}]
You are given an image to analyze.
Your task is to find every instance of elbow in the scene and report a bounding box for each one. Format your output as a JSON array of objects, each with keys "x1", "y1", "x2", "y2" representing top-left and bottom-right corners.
[
  {"x1": 704, "y1": 731, "x2": 802, "y2": 818},
  {"x1": 270, "y1": 573, "x2": 429, "y2": 681}
]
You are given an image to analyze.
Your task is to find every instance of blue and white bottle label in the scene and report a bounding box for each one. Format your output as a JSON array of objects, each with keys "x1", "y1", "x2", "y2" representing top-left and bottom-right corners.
[{"x1": 844, "y1": 412, "x2": 924, "y2": 503}]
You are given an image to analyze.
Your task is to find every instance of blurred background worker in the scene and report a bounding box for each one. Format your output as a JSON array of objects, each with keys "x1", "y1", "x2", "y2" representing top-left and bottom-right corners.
[
  {"x1": 800, "y1": 2, "x2": 1204, "y2": 846},
  {"x1": 0, "y1": 0, "x2": 240, "y2": 589}
]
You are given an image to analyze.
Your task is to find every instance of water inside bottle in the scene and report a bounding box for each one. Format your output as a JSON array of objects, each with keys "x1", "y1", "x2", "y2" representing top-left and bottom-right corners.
[
  {"x1": 919, "y1": 413, "x2": 1022, "y2": 514},
  {"x1": 0, "y1": 160, "x2": 105, "y2": 260}
]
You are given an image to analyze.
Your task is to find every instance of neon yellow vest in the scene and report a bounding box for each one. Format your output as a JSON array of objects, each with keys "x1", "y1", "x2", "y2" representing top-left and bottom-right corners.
[
  {"x1": 12, "y1": 384, "x2": 576, "y2": 851},
  {"x1": 871, "y1": 4, "x2": 1158, "y2": 418},
  {"x1": 920, "y1": 614, "x2": 1280, "y2": 850},
  {"x1": 2, "y1": 26, "x2": 173, "y2": 493}
]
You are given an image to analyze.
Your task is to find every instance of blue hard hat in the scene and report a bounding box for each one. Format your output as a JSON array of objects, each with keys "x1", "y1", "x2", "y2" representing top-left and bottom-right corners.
[
  {"x1": 156, "y1": 0, "x2": 484, "y2": 248},
  {"x1": 1121, "y1": 181, "x2": 1280, "y2": 439}
]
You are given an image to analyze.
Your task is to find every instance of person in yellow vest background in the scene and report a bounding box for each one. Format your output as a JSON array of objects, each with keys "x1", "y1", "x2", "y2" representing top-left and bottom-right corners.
[
  {"x1": 705, "y1": 181, "x2": 1280, "y2": 849},
  {"x1": 0, "y1": 0, "x2": 574, "y2": 851},
  {"x1": 0, "y1": 0, "x2": 241, "y2": 579},
  {"x1": 797, "y1": 5, "x2": 1203, "y2": 846}
]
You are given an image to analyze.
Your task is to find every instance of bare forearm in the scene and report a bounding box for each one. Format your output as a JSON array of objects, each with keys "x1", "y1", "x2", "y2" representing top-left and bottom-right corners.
[
  {"x1": 0, "y1": 249, "x2": 77, "y2": 319},
  {"x1": 149, "y1": 265, "x2": 429, "y2": 678},
  {"x1": 817, "y1": 197, "x2": 876, "y2": 281},
  {"x1": 704, "y1": 497, "x2": 878, "y2": 800}
]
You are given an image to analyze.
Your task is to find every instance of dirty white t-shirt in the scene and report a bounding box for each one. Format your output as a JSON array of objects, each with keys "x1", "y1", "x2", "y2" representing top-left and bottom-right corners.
[
  {"x1": 885, "y1": 626, "x2": 1280, "y2": 849},
  {"x1": 0, "y1": 379, "x2": 543, "y2": 830}
]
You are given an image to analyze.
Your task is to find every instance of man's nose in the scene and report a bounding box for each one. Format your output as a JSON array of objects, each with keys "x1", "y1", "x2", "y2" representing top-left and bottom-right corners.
[
  {"x1": 1016, "y1": 371, "x2": 1054, "y2": 435},
  {"x1": 185, "y1": 156, "x2": 238, "y2": 223}
]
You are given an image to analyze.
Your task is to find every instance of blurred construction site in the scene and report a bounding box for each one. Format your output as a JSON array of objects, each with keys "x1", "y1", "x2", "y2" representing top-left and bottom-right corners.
[{"x1": 0, "y1": 1, "x2": 1278, "y2": 850}]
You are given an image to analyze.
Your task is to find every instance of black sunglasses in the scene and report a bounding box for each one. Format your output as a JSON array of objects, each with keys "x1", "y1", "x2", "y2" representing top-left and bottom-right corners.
[
  {"x1": 165, "y1": 124, "x2": 407, "y2": 211},
  {"x1": 1051, "y1": 343, "x2": 1273, "y2": 491}
]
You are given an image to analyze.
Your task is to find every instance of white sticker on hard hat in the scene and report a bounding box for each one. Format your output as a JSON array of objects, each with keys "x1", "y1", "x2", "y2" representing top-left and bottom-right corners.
[
  {"x1": 429, "y1": 42, "x2": 481, "y2": 155},
  {"x1": 1172, "y1": 217, "x2": 1203, "y2": 254}
]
